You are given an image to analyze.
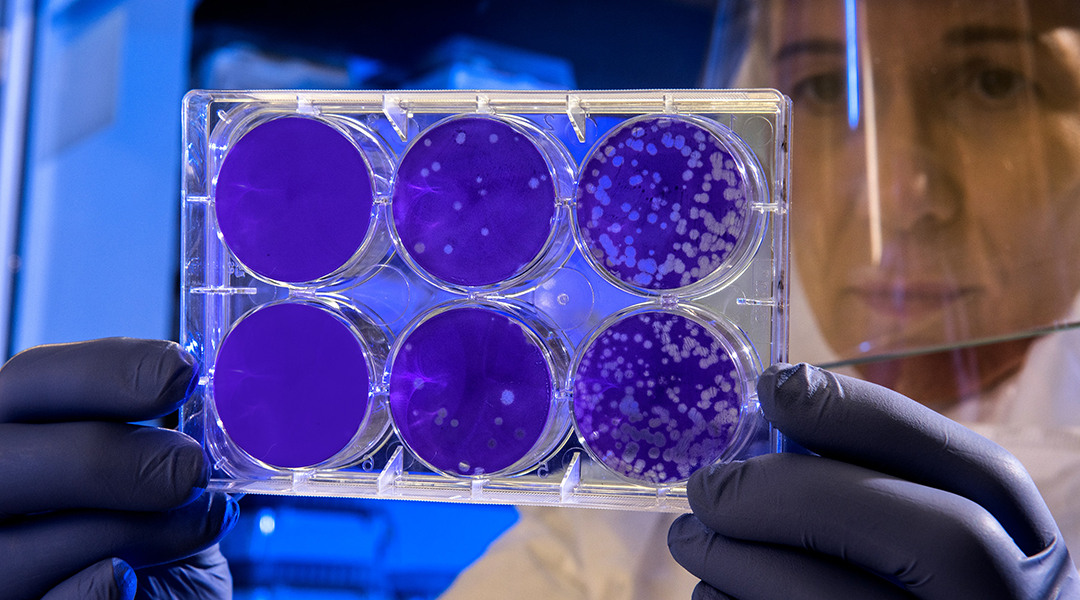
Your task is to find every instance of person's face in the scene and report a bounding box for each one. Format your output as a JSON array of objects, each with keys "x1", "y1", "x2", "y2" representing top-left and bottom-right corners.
[{"x1": 770, "y1": 0, "x2": 1080, "y2": 405}]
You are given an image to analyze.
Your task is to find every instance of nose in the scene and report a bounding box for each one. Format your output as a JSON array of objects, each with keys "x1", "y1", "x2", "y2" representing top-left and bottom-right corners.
[{"x1": 869, "y1": 79, "x2": 964, "y2": 237}]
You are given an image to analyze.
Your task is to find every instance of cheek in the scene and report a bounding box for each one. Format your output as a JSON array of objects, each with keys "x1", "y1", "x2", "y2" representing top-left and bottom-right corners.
[
  {"x1": 998, "y1": 113, "x2": 1080, "y2": 249},
  {"x1": 961, "y1": 112, "x2": 1080, "y2": 320},
  {"x1": 1041, "y1": 114, "x2": 1080, "y2": 294},
  {"x1": 790, "y1": 125, "x2": 868, "y2": 258},
  {"x1": 1043, "y1": 114, "x2": 1080, "y2": 209},
  {"x1": 789, "y1": 126, "x2": 873, "y2": 343}
]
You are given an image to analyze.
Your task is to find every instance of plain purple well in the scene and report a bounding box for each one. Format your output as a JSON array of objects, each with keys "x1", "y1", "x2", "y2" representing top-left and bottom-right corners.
[
  {"x1": 389, "y1": 307, "x2": 554, "y2": 476},
  {"x1": 576, "y1": 116, "x2": 751, "y2": 291},
  {"x1": 213, "y1": 303, "x2": 371, "y2": 469},
  {"x1": 392, "y1": 116, "x2": 556, "y2": 287},
  {"x1": 215, "y1": 116, "x2": 375, "y2": 284},
  {"x1": 573, "y1": 311, "x2": 741, "y2": 484}
]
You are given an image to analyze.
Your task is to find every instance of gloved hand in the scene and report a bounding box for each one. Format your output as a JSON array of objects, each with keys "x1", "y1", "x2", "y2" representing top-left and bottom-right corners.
[
  {"x1": 668, "y1": 363, "x2": 1080, "y2": 600},
  {"x1": 0, "y1": 338, "x2": 237, "y2": 600}
]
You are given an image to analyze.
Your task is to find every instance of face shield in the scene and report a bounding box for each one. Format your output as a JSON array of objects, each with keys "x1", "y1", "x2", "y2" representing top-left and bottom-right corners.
[{"x1": 705, "y1": 0, "x2": 1080, "y2": 409}]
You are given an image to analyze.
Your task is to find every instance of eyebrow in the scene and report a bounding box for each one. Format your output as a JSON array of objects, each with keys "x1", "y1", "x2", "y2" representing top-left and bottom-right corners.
[
  {"x1": 943, "y1": 26, "x2": 1037, "y2": 45},
  {"x1": 774, "y1": 39, "x2": 846, "y2": 62},
  {"x1": 774, "y1": 26, "x2": 1036, "y2": 62}
]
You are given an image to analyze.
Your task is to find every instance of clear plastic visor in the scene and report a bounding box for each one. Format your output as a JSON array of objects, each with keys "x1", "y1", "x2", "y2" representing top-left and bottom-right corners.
[{"x1": 710, "y1": 0, "x2": 1080, "y2": 407}]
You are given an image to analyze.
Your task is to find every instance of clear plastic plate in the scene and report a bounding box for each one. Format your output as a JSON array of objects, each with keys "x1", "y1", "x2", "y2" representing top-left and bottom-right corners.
[{"x1": 181, "y1": 89, "x2": 791, "y2": 512}]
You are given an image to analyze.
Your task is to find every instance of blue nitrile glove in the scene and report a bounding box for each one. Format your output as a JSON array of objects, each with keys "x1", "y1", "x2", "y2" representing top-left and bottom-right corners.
[
  {"x1": 668, "y1": 363, "x2": 1080, "y2": 600},
  {"x1": 0, "y1": 338, "x2": 237, "y2": 600}
]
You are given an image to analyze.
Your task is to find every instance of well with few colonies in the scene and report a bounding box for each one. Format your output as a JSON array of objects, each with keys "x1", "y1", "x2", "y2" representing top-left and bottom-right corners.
[
  {"x1": 388, "y1": 305, "x2": 558, "y2": 476},
  {"x1": 392, "y1": 115, "x2": 562, "y2": 289}
]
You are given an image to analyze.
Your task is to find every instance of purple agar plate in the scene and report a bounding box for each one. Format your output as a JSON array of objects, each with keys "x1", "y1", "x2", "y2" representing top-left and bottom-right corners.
[
  {"x1": 391, "y1": 115, "x2": 564, "y2": 290},
  {"x1": 213, "y1": 302, "x2": 375, "y2": 469},
  {"x1": 215, "y1": 116, "x2": 378, "y2": 285},
  {"x1": 572, "y1": 309, "x2": 746, "y2": 483},
  {"x1": 388, "y1": 305, "x2": 561, "y2": 476},
  {"x1": 575, "y1": 115, "x2": 758, "y2": 293}
]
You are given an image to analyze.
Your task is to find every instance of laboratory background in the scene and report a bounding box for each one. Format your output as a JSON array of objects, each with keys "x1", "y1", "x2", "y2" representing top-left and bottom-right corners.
[{"x1": 0, "y1": 0, "x2": 720, "y2": 598}]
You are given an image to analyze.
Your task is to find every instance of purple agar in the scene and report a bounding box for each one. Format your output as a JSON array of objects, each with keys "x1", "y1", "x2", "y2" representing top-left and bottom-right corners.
[
  {"x1": 576, "y1": 116, "x2": 752, "y2": 291},
  {"x1": 573, "y1": 311, "x2": 742, "y2": 483},
  {"x1": 392, "y1": 116, "x2": 557, "y2": 288},
  {"x1": 389, "y1": 307, "x2": 555, "y2": 476},
  {"x1": 213, "y1": 302, "x2": 372, "y2": 469},
  {"x1": 215, "y1": 116, "x2": 376, "y2": 284}
]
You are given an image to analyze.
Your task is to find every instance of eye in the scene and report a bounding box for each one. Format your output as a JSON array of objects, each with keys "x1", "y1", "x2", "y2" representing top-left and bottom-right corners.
[
  {"x1": 790, "y1": 71, "x2": 847, "y2": 112},
  {"x1": 971, "y1": 67, "x2": 1027, "y2": 101}
]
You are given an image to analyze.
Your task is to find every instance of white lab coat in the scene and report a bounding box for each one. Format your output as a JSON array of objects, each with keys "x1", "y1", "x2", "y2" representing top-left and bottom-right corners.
[{"x1": 440, "y1": 270, "x2": 1080, "y2": 598}]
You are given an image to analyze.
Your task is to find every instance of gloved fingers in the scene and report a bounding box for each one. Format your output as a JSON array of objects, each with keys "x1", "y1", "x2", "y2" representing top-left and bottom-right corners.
[
  {"x1": 40, "y1": 558, "x2": 137, "y2": 600},
  {"x1": 758, "y1": 363, "x2": 1059, "y2": 556},
  {"x1": 1, "y1": 493, "x2": 237, "y2": 600},
  {"x1": 686, "y1": 454, "x2": 1023, "y2": 600},
  {"x1": 0, "y1": 338, "x2": 197, "y2": 424},
  {"x1": 668, "y1": 513, "x2": 915, "y2": 600},
  {"x1": 0, "y1": 423, "x2": 207, "y2": 517},
  {"x1": 691, "y1": 581, "x2": 737, "y2": 600},
  {"x1": 135, "y1": 545, "x2": 232, "y2": 599}
]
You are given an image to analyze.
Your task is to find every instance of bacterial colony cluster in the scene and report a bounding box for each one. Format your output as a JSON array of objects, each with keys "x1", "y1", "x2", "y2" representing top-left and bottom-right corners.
[{"x1": 185, "y1": 91, "x2": 789, "y2": 507}]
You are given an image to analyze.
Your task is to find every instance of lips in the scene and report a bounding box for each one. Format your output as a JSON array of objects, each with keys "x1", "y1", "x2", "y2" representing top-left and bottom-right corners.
[{"x1": 843, "y1": 279, "x2": 981, "y2": 317}]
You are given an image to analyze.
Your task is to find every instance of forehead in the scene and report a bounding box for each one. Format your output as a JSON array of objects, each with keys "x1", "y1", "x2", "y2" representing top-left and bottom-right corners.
[{"x1": 771, "y1": 0, "x2": 1077, "y2": 45}]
